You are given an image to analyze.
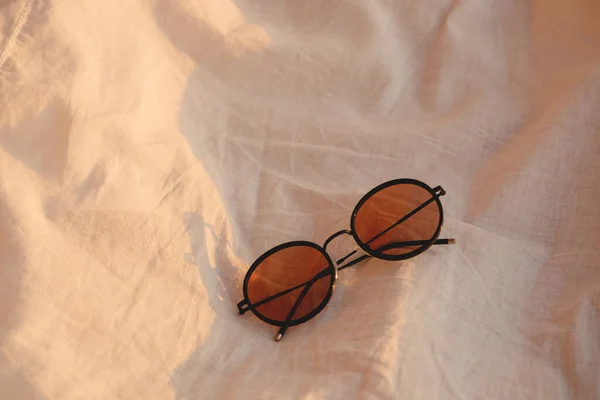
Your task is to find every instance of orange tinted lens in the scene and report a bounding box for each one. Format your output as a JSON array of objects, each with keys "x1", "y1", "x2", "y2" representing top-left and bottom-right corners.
[
  {"x1": 353, "y1": 183, "x2": 441, "y2": 257},
  {"x1": 247, "y1": 244, "x2": 333, "y2": 323}
]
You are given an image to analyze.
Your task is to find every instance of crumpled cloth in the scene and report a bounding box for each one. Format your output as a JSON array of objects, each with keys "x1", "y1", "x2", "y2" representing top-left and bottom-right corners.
[{"x1": 1, "y1": 0, "x2": 599, "y2": 398}]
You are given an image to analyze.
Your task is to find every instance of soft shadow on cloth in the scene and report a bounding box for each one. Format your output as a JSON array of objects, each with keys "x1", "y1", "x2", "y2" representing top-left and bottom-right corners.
[
  {"x1": 0, "y1": 2, "x2": 57, "y2": 396},
  {"x1": 173, "y1": 212, "x2": 261, "y2": 398},
  {"x1": 0, "y1": 98, "x2": 72, "y2": 183},
  {"x1": 526, "y1": 131, "x2": 600, "y2": 399},
  {"x1": 462, "y1": 4, "x2": 600, "y2": 397},
  {"x1": 0, "y1": 199, "x2": 46, "y2": 399},
  {"x1": 152, "y1": 0, "x2": 366, "y2": 253},
  {"x1": 154, "y1": 2, "x2": 415, "y2": 397}
]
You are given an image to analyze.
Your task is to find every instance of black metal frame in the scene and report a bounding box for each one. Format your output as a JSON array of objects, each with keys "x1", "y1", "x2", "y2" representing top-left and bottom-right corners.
[
  {"x1": 239, "y1": 241, "x2": 337, "y2": 328},
  {"x1": 236, "y1": 178, "x2": 455, "y2": 342}
]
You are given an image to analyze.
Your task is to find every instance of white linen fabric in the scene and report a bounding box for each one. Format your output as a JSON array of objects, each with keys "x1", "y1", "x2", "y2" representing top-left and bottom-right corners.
[{"x1": 1, "y1": 0, "x2": 599, "y2": 399}]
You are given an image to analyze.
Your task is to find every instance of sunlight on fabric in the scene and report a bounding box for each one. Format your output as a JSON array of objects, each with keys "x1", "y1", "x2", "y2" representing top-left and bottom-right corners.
[{"x1": 169, "y1": 0, "x2": 271, "y2": 56}]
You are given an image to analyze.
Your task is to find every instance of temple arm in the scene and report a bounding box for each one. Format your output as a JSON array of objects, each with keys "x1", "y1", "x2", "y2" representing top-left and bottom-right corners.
[
  {"x1": 274, "y1": 278, "x2": 318, "y2": 341},
  {"x1": 336, "y1": 238, "x2": 455, "y2": 269},
  {"x1": 237, "y1": 268, "x2": 331, "y2": 315}
]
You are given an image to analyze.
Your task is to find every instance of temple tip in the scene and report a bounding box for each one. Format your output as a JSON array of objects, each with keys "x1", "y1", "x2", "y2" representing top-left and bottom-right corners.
[
  {"x1": 448, "y1": 238, "x2": 456, "y2": 244},
  {"x1": 274, "y1": 333, "x2": 283, "y2": 342}
]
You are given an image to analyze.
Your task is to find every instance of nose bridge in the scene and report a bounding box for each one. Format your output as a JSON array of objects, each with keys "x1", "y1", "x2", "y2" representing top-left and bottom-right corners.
[{"x1": 322, "y1": 229, "x2": 353, "y2": 252}]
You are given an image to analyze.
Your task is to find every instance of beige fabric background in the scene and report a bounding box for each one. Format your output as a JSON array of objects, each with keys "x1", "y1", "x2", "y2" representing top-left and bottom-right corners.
[{"x1": 1, "y1": 0, "x2": 599, "y2": 398}]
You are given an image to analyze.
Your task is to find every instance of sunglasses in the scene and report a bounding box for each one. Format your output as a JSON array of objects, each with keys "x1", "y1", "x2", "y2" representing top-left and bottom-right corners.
[{"x1": 236, "y1": 178, "x2": 455, "y2": 342}]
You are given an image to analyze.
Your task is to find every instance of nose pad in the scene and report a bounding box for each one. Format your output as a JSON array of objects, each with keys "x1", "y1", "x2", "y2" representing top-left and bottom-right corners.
[{"x1": 322, "y1": 230, "x2": 366, "y2": 267}]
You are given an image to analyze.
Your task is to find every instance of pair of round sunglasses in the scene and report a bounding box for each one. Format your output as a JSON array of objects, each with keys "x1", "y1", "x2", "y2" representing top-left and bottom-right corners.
[{"x1": 236, "y1": 178, "x2": 455, "y2": 342}]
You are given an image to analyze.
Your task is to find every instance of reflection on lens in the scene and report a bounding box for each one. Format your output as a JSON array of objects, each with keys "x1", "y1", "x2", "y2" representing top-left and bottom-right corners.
[
  {"x1": 353, "y1": 183, "x2": 441, "y2": 258},
  {"x1": 246, "y1": 244, "x2": 333, "y2": 323}
]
